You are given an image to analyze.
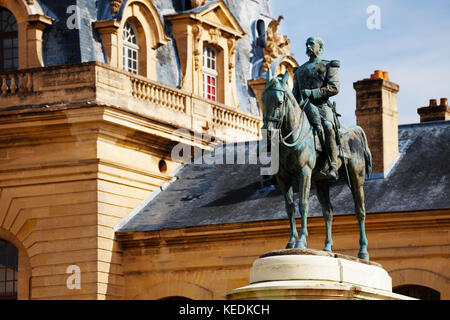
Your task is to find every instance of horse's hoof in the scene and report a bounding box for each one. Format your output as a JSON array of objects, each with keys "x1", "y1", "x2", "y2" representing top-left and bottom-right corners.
[
  {"x1": 358, "y1": 251, "x2": 370, "y2": 261},
  {"x1": 294, "y1": 240, "x2": 307, "y2": 249},
  {"x1": 323, "y1": 242, "x2": 333, "y2": 252},
  {"x1": 286, "y1": 242, "x2": 295, "y2": 249}
]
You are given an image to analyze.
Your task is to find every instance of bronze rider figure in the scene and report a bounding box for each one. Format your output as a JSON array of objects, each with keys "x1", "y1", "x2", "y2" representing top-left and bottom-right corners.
[{"x1": 293, "y1": 36, "x2": 340, "y2": 180}]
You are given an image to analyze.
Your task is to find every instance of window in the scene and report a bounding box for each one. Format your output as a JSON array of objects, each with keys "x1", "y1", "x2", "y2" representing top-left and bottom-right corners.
[
  {"x1": 203, "y1": 45, "x2": 217, "y2": 102},
  {"x1": 0, "y1": 239, "x2": 18, "y2": 300},
  {"x1": 0, "y1": 7, "x2": 18, "y2": 72},
  {"x1": 123, "y1": 21, "x2": 139, "y2": 74}
]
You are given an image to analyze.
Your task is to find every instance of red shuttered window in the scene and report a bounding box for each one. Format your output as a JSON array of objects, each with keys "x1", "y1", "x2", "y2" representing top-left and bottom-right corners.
[{"x1": 203, "y1": 45, "x2": 217, "y2": 102}]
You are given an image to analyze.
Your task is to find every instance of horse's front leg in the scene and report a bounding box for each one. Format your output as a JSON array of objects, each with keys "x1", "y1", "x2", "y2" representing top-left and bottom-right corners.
[
  {"x1": 357, "y1": 215, "x2": 369, "y2": 261},
  {"x1": 277, "y1": 176, "x2": 297, "y2": 248},
  {"x1": 314, "y1": 180, "x2": 333, "y2": 252},
  {"x1": 295, "y1": 168, "x2": 312, "y2": 249}
]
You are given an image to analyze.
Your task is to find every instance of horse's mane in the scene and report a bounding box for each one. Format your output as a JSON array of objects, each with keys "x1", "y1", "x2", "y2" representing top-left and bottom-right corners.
[{"x1": 282, "y1": 82, "x2": 300, "y2": 109}]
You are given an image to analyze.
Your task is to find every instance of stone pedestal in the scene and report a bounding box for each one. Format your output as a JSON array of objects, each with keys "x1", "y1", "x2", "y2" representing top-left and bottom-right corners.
[{"x1": 225, "y1": 249, "x2": 414, "y2": 300}]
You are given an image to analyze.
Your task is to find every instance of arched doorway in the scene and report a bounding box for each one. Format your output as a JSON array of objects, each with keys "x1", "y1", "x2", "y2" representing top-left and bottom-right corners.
[
  {"x1": 393, "y1": 284, "x2": 440, "y2": 300},
  {"x1": 159, "y1": 296, "x2": 192, "y2": 300},
  {"x1": 0, "y1": 238, "x2": 18, "y2": 300}
]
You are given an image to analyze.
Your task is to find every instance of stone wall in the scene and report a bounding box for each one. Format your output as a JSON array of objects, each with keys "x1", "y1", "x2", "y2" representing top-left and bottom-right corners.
[{"x1": 117, "y1": 210, "x2": 450, "y2": 299}]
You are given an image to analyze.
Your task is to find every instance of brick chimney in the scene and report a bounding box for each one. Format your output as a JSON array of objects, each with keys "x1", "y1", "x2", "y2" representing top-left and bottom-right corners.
[
  {"x1": 417, "y1": 98, "x2": 450, "y2": 122},
  {"x1": 353, "y1": 71, "x2": 400, "y2": 174}
]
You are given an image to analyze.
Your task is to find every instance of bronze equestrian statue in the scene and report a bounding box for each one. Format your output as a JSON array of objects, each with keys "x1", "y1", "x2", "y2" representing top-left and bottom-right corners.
[{"x1": 261, "y1": 37, "x2": 373, "y2": 260}]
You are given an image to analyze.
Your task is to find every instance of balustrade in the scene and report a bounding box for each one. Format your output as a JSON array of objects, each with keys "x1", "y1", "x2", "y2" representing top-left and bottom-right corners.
[
  {"x1": 0, "y1": 63, "x2": 261, "y2": 139},
  {"x1": 211, "y1": 103, "x2": 260, "y2": 136},
  {"x1": 0, "y1": 71, "x2": 33, "y2": 95},
  {"x1": 130, "y1": 76, "x2": 186, "y2": 113}
]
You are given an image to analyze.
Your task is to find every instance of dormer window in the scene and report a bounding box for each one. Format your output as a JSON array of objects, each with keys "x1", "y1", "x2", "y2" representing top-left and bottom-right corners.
[
  {"x1": 0, "y1": 7, "x2": 18, "y2": 72},
  {"x1": 123, "y1": 21, "x2": 139, "y2": 74},
  {"x1": 203, "y1": 45, "x2": 217, "y2": 102}
]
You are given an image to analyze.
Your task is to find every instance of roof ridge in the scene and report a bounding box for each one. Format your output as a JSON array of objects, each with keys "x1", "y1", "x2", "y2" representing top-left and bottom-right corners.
[{"x1": 399, "y1": 120, "x2": 449, "y2": 129}]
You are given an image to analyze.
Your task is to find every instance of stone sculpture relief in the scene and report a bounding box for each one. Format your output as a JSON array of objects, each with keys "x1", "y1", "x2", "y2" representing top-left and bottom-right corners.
[
  {"x1": 190, "y1": 0, "x2": 208, "y2": 8},
  {"x1": 192, "y1": 24, "x2": 203, "y2": 71},
  {"x1": 109, "y1": 0, "x2": 123, "y2": 14},
  {"x1": 262, "y1": 15, "x2": 291, "y2": 71}
]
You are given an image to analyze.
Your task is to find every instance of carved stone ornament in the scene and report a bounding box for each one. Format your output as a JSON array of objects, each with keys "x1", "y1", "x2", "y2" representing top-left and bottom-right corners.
[
  {"x1": 262, "y1": 16, "x2": 291, "y2": 71},
  {"x1": 227, "y1": 38, "x2": 237, "y2": 82},
  {"x1": 110, "y1": 0, "x2": 124, "y2": 14},
  {"x1": 209, "y1": 27, "x2": 221, "y2": 45},
  {"x1": 190, "y1": 0, "x2": 208, "y2": 8},
  {"x1": 192, "y1": 24, "x2": 203, "y2": 71}
]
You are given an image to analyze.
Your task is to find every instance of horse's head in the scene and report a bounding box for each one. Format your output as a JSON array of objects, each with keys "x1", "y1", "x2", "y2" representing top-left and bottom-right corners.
[{"x1": 262, "y1": 70, "x2": 290, "y2": 132}]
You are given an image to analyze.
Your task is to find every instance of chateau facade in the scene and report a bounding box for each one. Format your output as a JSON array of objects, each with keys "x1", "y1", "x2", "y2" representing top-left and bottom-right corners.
[{"x1": 0, "y1": 0, "x2": 448, "y2": 300}]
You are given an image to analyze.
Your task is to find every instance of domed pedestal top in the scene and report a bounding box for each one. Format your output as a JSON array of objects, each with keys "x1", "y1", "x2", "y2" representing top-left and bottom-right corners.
[
  {"x1": 251, "y1": 248, "x2": 390, "y2": 291},
  {"x1": 225, "y1": 248, "x2": 415, "y2": 300}
]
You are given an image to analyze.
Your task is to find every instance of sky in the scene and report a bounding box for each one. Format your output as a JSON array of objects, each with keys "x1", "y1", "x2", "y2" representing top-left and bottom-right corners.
[{"x1": 269, "y1": 0, "x2": 450, "y2": 126}]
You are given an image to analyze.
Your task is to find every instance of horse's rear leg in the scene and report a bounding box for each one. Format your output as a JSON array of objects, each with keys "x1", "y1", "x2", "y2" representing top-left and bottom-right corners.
[
  {"x1": 351, "y1": 184, "x2": 369, "y2": 261},
  {"x1": 295, "y1": 169, "x2": 312, "y2": 249},
  {"x1": 277, "y1": 178, "x2": 297, "y2": 248},
  {"x1": 314, "y1": 180, "x2": 333, "y2": 252}
]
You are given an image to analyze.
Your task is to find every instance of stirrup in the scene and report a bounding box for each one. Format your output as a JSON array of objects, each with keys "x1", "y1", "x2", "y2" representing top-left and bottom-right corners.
[
  {"x1": 318, "y1": 168, "x2": 339, "y2": 181},
  {"x1": 328, "y1": 168, "x2": 339, "y2": 180}
]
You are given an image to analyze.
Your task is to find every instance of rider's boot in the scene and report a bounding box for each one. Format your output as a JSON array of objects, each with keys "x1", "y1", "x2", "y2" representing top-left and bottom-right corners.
[
  {"x1": 313, "y1": 124, "x2": 328, "y2": 172},
  {"x1": 314, "y1": 123, "x2": 338, "y2": 180}
]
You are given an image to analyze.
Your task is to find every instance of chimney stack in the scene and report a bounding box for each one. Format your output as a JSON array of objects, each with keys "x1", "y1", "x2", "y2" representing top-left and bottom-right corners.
[
  {"x1": 354, "y1": 71, "x2": 399, "y2": 174},
  {"x1": 417, "y1": 98, "x2": 450, "y2": 122}
]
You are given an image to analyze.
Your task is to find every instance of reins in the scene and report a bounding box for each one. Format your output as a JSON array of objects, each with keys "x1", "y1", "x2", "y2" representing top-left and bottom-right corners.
[{"x1": 265, "y1": 86, "x2": 309, "y2": 149}]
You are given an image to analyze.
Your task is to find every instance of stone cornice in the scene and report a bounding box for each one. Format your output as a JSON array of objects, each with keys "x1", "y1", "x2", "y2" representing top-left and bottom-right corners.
[
  {"x1": 165, "y1": 0, "x2": 245, "y2": 38},
  {"x1": 93, "y1": 20, "x2": 121, "y2": 33},
  {"x1": 116, "y1": 209, "x2": 450, "y2": 249},
  {"x1": 27, "y1": 13, "x2": 53, "y2": 29},
  {"x1": 353, "y1": 78, "x2": 400, "y2": 93}
]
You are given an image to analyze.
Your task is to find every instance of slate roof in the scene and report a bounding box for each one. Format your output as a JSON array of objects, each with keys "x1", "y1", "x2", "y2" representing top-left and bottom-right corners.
[{"x1": 116, "y1": 120, "x2": 450, "y2": 232}]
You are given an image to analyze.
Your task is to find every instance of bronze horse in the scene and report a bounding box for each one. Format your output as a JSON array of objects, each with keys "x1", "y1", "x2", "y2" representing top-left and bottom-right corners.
[{"x1": 262, "y1": 70, "x2": 372, "y2": 260}]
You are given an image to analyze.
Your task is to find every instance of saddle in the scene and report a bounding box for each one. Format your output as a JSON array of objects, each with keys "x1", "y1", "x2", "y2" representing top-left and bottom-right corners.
[
  {"x1": 313, "y1": 101, "x2": 352, "y2": 159},
  {"x1": 313, "y1": 127, "x2": 352, "y2": 159}
]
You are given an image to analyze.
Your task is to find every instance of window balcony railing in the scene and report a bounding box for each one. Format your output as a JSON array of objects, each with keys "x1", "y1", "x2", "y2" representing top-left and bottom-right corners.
[
  {"x1": 0, "y1": 62, "x2": 261, "y2": 141},
  {"x1": 211, "y1": 103, "x2": 260, "y2": 136},
  {"x1": 130, "y1": 74, "x2": 187, "y2": 114},
  {"x1": 0, "y1": 71, "x2": 33, "y2": 95}
]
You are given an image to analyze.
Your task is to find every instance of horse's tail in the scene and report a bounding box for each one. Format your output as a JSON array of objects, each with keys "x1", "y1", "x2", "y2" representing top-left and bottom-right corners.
[{"x1": 356, "y1": 126, "x2": 372, "y2": 178}]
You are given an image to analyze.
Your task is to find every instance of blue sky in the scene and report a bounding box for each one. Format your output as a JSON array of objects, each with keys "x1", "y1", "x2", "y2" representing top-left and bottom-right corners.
[{"x1": 270, "y1": 0, "x2": 450, "y2": 126}]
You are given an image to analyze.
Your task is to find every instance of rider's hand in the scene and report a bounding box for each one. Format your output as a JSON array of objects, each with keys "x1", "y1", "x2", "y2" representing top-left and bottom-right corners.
[{"x1": 301, "y1": 89, "x2": 312, "y2": 99}]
